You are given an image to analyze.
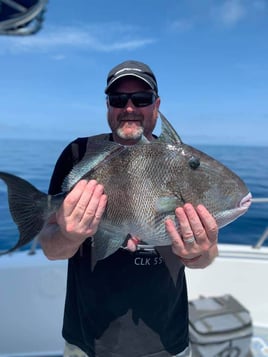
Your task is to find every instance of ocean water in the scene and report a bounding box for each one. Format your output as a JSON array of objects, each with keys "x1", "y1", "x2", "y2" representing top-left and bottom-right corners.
[{"x1": 0, "y1": 138, "x2": 268, "y2": 252}]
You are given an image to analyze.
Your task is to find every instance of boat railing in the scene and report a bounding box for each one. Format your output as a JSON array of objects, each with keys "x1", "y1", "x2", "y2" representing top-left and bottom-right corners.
[
  {"x1": 29, "y1": 236, "x2": 39, "y2": 255},
  {"x1": 254, "y1": 227, "x2": 268, "y2": 249},
  {"x1": 251, "y1": 197, "x2": 268, "y2": 249}
]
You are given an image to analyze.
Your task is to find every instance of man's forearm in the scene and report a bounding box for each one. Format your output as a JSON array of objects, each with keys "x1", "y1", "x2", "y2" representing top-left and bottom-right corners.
[{"x1": 39, "y1": 223, "x2": 83, "y2": 260}]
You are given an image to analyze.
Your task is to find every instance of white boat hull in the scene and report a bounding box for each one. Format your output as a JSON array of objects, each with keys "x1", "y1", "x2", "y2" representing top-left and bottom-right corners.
[
  {"x1": 0, "y1": 243, "x2": 268, "y2": 356},
  {"x1": 0, "y1": 251, "x2": 67, "y2": 356}
]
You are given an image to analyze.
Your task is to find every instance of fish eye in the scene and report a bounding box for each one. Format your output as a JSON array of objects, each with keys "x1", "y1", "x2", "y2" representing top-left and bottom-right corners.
[{"x1": 188, "y1": 156, "x2": 200, "y2": 169}]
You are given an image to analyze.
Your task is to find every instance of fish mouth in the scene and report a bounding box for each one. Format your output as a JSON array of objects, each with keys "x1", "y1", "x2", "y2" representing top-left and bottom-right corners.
[{"x1": 239, "y1": 192, "x2": 252, "y2": 210}]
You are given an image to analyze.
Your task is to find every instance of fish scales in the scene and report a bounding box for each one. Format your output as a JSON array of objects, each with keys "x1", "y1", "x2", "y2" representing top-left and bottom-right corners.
[{"x1": 92, "y1": 143, "x2": 181, "y2": 245}]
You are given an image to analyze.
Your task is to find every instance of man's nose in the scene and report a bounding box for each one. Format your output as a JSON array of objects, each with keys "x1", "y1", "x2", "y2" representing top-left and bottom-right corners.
[{"x1": 125, "y1": 99, "x2": 136, "y2": 112}]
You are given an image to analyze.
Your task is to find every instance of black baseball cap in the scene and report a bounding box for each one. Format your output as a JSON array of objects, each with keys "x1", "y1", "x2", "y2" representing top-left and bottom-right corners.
[{"x1": 105, "y1": 60, "x2": 158, "y2": 94}]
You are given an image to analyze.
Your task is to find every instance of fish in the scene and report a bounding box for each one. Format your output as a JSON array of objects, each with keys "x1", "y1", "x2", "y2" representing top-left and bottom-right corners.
[{"x1": 0, "y1": 112, "x2": 252, "y2": 260}]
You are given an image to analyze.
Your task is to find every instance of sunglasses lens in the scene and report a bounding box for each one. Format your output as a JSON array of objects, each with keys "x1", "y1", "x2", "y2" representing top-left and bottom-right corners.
[
  {"x1": 108, "y1": 92, "x2": 156, "y2": 108},
  {"x1": 108, "y1": 94, "x2": 128, "y2": 108},
  {"x1": 131, "y1": 92, "x2": 155, "y2": 107}
]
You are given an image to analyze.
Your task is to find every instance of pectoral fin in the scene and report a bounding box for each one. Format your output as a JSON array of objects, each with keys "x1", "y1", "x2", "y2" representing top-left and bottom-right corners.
[{"x1": 155, "y1": 196, "x2": 181, "y2": 214}]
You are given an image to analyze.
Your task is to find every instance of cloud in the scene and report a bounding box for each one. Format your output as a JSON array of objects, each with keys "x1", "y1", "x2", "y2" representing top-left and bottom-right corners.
[
  {"x1": 211, "y1": 0, "x2": 267, "y2": 27},
  {"x1": 212, "y1": 0, "x2": 247, "y2": 26},
  {"x1": 168, "y1": 0, "x2": 267, "y2": 32},
  {"x1": 0, "y1": 23, "x2": 156, "y2": 55}
]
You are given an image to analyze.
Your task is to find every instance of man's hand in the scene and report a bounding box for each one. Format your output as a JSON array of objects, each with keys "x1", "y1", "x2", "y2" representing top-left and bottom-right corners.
[
  {"x1": 165, "y1": 203, "x2": 219, "y2": 268},
  {"x1": 56, "y1": 179, "x2": 107, "y2": 242},
  {"x1": 40, "y1": 180, "x2": 107, "y2": 260}
]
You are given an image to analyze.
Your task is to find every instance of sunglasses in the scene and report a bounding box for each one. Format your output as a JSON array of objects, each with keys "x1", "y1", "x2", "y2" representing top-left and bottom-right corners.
[{"x1": 108, "y1": 92, "x2": 157, "y2": 108}]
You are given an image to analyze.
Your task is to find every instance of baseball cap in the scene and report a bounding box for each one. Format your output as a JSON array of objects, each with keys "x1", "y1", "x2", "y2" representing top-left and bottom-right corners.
[{"x1": 105, "y1": 60, "x2": 158, "y2": 94}]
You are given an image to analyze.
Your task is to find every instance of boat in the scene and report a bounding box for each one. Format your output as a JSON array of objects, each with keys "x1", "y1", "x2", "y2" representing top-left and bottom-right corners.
[
  {"x1": 1, "y1": 228, "x2": 268, "y2": 357},
  {"x1": 1, "y1": 1, "x2": 267, "y2": 356}
]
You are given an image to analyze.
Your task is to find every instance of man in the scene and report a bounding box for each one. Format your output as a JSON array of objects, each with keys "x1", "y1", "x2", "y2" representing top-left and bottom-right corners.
[{"x1": 39, "y1": 60, "x2": 218, "y2": 357}]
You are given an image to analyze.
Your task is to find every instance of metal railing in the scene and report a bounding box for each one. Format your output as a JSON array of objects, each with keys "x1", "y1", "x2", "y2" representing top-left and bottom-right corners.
[
  {"x1": 254, "y1": 227, "x2": 268, "y2": 249},
  {"x1": 252, "y1": 197, "x2": 268, "y2": 249}
]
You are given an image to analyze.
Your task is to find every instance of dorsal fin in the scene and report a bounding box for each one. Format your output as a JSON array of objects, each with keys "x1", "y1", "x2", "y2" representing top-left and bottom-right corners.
[{"x1": 157, "y1": 111, "x2": 183, "y2": 145}]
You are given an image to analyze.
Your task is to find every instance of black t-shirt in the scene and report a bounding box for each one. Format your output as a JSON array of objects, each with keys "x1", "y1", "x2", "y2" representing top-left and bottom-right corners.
[{"x1": 48, "y1": 135, "x2": 189, "y2": 357}]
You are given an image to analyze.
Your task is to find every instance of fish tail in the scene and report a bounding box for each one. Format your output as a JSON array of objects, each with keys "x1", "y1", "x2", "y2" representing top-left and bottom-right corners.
[{"x1": 0, "y1": 171, "x2": 50, "y2": 254}]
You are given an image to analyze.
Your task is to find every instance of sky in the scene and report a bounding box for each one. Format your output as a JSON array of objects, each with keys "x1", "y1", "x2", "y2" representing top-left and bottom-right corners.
[{"x1": 0, "y1": 0, "x2": 267, "y2": 146}]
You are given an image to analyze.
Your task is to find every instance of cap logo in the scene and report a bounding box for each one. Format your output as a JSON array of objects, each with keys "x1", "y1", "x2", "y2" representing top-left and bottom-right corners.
[{"x1": 114, "y1": 67, "x2": 143, "y2": 76}]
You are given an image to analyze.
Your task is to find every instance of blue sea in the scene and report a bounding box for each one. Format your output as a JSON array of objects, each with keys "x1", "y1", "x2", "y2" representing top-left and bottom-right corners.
[{"x1": 0, "y1": 138, "x2": 268, "y2": 252}]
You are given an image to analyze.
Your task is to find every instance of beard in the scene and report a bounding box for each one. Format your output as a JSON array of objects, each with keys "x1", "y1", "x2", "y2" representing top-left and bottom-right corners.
[
  {"x1": 116, "y1": 124, "x2": 144, "y2": 140},
  {"x1": 115, "y1": 113, "x2": 144, "y2": 141}
]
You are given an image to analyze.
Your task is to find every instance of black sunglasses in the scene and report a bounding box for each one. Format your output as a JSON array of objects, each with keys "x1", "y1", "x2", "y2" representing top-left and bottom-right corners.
[{"x1": 108, "y1": 92, "x2": 157, "y2": 108}]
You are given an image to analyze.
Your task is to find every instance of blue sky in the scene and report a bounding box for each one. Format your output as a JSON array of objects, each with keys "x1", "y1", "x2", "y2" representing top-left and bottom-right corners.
[{"x1": 0, "y1": 0, "x2": 267, "y2": 146}]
